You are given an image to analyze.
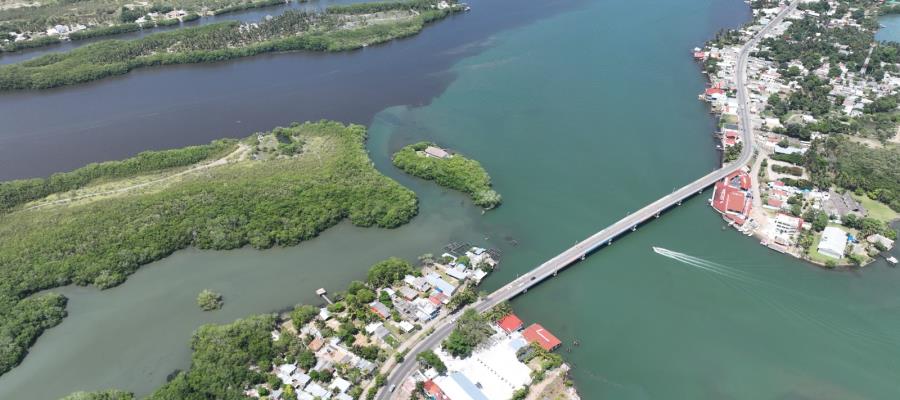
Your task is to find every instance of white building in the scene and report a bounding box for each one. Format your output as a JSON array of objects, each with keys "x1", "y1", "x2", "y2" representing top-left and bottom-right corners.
[
  {"x1": 437, "y1": 330, "x2": 532, "y2": 400},
  {"x1": 817, "y1": 226, "x2": 848, "y2": 259},
  {"x1": 774, "y1": 213, "x2": 803, "y2": 236}
]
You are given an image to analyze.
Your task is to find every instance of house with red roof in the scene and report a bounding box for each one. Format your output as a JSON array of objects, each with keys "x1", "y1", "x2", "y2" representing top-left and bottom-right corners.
[
  {"x1": 424, "y1": 379, "x2": 449, "y2": 400},
  {"x1": 710, "y1": 170, "x2": 753, "y2": 227},
  {"x1": 765, "y1": 198, "x2": 784, "y2": 210},
  {"x1": 522, "y1": 323, "x2": 561, "y2": 351},
  {"x1": 497, "y1": 314, "x2": 524, "y2": 333},
  {"x1": 369, "y1": 301, "x2": 390, "y2": 320}
]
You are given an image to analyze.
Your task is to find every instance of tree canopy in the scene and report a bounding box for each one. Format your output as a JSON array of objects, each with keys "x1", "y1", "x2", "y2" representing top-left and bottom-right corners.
[
  {"x1": 392, "y1": 142, "x2": 502, "y2": 209},
  {"x1": 366, "y1": 257, "x2": 415, "y2": 288}
]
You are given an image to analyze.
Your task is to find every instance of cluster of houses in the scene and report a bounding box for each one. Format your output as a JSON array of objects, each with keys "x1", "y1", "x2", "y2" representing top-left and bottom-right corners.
[
  {"x1": 415, "y1": 312, "x2": 567, "y2": 400},
  {"x1": 242, "y1": 245, "x2": 499, "y2": 400},
  {"x1": 697, "y1": 0, "x2": 898, "y2": 266},
  {"x1": 710, "y1": 169, "x2": 755, "y2": 232},
  {"x1": 759, "y1": 177, "x2": 892, "y2": 262},
  {"x1": 134, "y1": 9, "x2": 190, "y2": 25},
  {"x1": 378, "y1": 247, "x2": 496, "y2": 327}
]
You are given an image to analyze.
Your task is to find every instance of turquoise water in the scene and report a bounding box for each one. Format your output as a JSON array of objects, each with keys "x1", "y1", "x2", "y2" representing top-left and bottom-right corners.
[
  {"x1": 877, "y1": 14, "x2": 900, "y2": 42},
  {"x1": 3, "y1": 0, "x2": 900, "y2": 399}
]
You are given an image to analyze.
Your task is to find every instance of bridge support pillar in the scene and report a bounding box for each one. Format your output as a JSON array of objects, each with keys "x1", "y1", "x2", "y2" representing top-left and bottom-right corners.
[
  {"x1": 631, "y1": 225, "x2": 637, "y2": 232},
  {"x1": 553, "y1": 270, "x2": 558, "y2": 277},
  {"x1": 677, "y1": 201, "x2": 682, "y2": 206},
  {"x1": 581, "y1": 254, "x2": 585, "y2": 261},
  {"x1": 607, "y1": 240, "x2": 612, "y2": 246},
  {"x1": 655, "y1": 213, "x2": 660, "y2": 219}
]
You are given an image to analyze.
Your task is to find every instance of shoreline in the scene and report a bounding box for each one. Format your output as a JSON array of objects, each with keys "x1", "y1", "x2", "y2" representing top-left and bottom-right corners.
[{"x1": 695, "y1": 0, "x2": 898, "y2": 270}]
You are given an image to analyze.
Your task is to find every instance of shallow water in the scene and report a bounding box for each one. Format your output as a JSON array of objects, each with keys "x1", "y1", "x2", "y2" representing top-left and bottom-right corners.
[{"x1": 3, "y1": 0, "x2": 900, "y2": 399}]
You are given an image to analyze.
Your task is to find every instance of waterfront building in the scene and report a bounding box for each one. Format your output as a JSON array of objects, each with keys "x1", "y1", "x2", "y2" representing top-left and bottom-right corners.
[
  {"x1": 425, "y1": 272, "x2": 457, "y2": 296},
  {"x1": 498, "y1": 313, "x2": 524, "y2": 333},
  {"x1": 818, "y1": 227, "x2": 849, "y2": 260},
  {"x1": 710, "y1": 170, "x2": 753, "y2": 225},
  {"x1": 522, "y1": 323, "x2": 562, "y2": 351},
  {"x1": 773, "y1": 213, "x2": 803, "y2": 236}
]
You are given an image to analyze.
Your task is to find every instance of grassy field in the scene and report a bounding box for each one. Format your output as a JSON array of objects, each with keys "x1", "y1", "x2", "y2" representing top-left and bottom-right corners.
[
  {"x1": 0, "y1": 120, "x2": 418, "y2": 378},
  {"x1": 806, "y1": 233, "x2": 846, "y2": 266},
  {"x1": 852, "y1": 193, "x2": 899, "y2": 223}
]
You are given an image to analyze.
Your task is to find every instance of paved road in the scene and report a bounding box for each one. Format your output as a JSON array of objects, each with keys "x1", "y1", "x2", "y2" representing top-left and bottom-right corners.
[{"x1": 378, "y1": 2, "x2": 799, "y2": 398}]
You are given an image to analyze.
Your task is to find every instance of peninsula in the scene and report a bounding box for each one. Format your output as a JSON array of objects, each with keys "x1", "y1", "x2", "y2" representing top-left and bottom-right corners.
[
  {"x1": 392, "y1": 142, "x2": 502, "y2": 209},
  {"x1": 698, "y1": 0, "x2": 898, "y2": 267},
  {"x1": 0, "y1": 0, "x2": 467, "y2": 90},
  {"x1": 0, "y1": 120, "x2": 418, "y2": 377}
]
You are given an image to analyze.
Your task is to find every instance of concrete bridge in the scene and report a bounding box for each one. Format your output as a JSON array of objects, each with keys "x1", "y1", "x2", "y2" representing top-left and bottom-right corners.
[{"x1": 379, "y1": 2, "x2": 799, "y2": 397}]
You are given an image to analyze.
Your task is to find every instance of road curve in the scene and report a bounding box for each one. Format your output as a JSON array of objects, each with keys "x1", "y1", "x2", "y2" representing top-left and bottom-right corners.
[{"x1": 379, "y1": 2, "x2": 799, "y2": 398}]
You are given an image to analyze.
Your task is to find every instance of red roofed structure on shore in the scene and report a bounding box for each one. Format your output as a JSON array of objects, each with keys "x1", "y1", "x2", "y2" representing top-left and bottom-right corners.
[
  {"x1": 710, "y1": 170, "x2": 753, "y2": 226},
  {"x1": 423, "y1": 380, "x2": 448, "y2": 400},
  {"x1": 498, "y1": 313, "x2": 524, "y2": 333},
  {"x1": 705, "y1": 87, "x2": 725, "y2": 96},
  {"x1": 522, "y1": 323, "x2": 562, "y2": 351}
]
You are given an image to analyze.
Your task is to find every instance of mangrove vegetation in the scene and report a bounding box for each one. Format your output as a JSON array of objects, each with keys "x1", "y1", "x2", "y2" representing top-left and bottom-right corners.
[
  {"x1": 392, "y1": 141, "x2": 502, "y2": 209},
  {"x1": 0, "y1": 0, "x2": 465, "y2": 90},
  {"x1": 0, "y1": 120, "x2": 418, "y2": 377}
]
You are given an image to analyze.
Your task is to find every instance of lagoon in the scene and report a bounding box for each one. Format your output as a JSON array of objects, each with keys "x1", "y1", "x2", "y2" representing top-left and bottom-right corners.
[{"x1": 2, "y1": 0, "x2": 899, "y2": 399}]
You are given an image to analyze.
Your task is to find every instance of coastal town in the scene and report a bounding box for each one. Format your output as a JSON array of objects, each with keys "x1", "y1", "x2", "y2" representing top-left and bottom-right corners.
[
  {"x1": 698, "y1": 0, "x2": 899, "y2": 267},
  {"x1": 1, "y1": 0, "x2": 900, "y2": 399},
  {"x1": 236, "y1": 244, "x2": 577, "y2": 400}
]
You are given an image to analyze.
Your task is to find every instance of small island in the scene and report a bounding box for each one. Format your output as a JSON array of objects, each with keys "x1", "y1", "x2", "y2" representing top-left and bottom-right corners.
[
  {"x1": 197, "y1": 289, "x2": 224, "y2": 311},
  {"x1": 0, "y1": 0, "x2": 468, "y2": 91},
  {"x1": 392, "y1": 142, "x2": 502, "y2": 209}
]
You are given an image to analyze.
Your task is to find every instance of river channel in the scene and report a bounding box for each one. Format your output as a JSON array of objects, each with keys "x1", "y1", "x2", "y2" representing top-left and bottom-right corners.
[{"x1": 1, "y1": 0, "x2": 899, "y2": 399}]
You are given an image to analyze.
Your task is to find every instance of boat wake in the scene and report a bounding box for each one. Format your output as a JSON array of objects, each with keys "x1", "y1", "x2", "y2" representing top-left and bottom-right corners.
[{"x1": 651, "y1": 246, "x2": 897, "y2": 347}]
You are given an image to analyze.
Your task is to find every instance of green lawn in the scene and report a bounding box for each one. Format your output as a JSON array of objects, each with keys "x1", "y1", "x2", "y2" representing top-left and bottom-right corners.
[
  {"x1": 806, "y1": 233, "x2": 847, "y2": 266},
  {"x1": 852, "y1": 193, "x2": 899, "y2": 223}
]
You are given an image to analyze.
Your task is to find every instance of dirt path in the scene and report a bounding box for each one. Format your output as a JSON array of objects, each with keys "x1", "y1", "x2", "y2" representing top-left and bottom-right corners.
[
  {"x1": 24, "y1": 144, "x2": 249, "y2": 211},
  {"x1": 748, "y1": 145, "x2": 772, "y2": 240}
]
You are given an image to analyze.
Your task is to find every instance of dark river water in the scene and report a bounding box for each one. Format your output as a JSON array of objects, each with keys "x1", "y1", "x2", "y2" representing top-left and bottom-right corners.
[{"x1": 2, "y1": 1, "x2": 900, "y2": 399}]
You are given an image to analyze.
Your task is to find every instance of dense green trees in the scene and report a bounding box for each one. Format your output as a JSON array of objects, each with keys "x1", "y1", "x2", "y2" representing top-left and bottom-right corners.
[
  {"x1": 0, "y1": 292, "x2": 67, "y2": 378},
  {"x1": 196, "y1": 289, "x2": 224, "y2": 311},
  {"x1": 805, "y1": 136, "x2": 900, "y2": 211},
  {"x1": 61, "y1": 390, "x2": 134, "y2": 400},
  {"x1": 0, "y1": 0, "x2": 460, "y2": 90},
  {"x1": 290, "y1": 304, "x2": 318, "y2": 328},
  {"x1": 366, "y1": 257, "x2": 415, "y2": 288},
  {"x1": 392, "y1": 142, "x2": 502, "y2": 209},
  {"x1": 442, "y1": 309, "x2": 493, "y2": 358},
  {"x1": 146, "y1": 314, "x2": 277, "y2": 399},
  {"x1": 0, "y1": 121, "x2": 418, "y2": 378},
  {"x1": 0, "y1": 0, "x2": 297, "y2": 51},
  {"x1": 416, "y1": 349, "x2": 447, "y2": 374},
  {"x1": 446, "y1": 286, "x2": 477, "y2": 312}
]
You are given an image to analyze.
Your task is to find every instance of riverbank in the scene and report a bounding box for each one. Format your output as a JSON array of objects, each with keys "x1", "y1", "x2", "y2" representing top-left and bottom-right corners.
[
  {"x1": 696, "y1": 0, "x2": 899, "y2": 269},
  {"x1": 1, "y1": 0, "x2": 290, "y2": 53},
  {"x1": 0, "y1": 120, "x2": 418, "y2": 378},
  {"x1": 0, "y1": 0, "x2": 467, "y2": 91},
  {"x1": 58, "y1": 243, "x2": 502, "y2": 400}
]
